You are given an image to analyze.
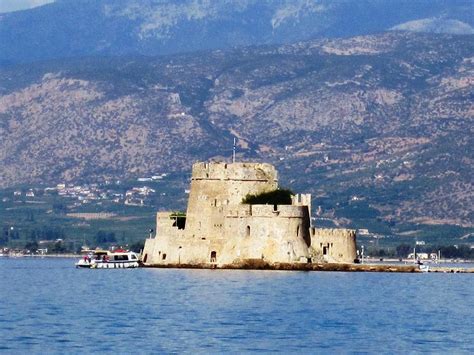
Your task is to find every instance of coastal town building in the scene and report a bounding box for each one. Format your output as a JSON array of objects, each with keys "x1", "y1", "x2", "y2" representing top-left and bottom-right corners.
[{"x1": 142, "y1": 162, "x2": 357, "y2": 267}]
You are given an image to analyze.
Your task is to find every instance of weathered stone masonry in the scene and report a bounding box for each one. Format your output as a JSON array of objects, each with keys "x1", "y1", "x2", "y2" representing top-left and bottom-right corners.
[{"x1": 142, "y1": 162, "x2": 357, "y2": 266}]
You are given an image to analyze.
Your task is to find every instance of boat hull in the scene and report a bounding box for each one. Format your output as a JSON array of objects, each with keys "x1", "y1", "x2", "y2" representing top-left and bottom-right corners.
[{"x1": 91, "y1": 261, "x2": 140, "y2": 269}]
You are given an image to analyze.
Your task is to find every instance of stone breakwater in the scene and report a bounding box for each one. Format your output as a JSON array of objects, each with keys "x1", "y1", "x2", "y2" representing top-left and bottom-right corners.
[{"x1": 143, "y1": 260, "x2": 474, "y2": 273}]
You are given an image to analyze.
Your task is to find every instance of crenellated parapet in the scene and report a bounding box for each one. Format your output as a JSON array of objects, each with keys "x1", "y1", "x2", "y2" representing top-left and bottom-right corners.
[
  {"x1": 191, "y1": 162, "x2": 278, "y2": 183},
  {"x1": 225, "y1": 204, "x2": 309, "y2": 218}
]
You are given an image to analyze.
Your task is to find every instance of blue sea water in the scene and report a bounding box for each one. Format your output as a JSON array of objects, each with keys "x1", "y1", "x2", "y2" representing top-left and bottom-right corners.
[{"x1": 1, "y1": 258, "x2": 473, "y2": 353}]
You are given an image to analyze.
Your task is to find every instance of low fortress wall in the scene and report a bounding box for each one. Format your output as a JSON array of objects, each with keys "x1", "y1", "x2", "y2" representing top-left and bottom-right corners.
[
  {"x1": 142, "y1": 161, "x2": 357, "y2": 268},
  {"x1": 310, "y1": 228, "x2": 357, "y2": 263}
]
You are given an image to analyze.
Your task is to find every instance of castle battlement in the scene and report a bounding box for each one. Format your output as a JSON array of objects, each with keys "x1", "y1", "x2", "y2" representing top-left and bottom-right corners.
[
  {"x1": 310, "y1": 228, "x2": 356, "y2": 238},
  {"x1": 225, "y1": 204, "x2": 309, "y2": 218},
  {"x1": 191, "y1": 162, "x2": 278, "y2": 182}
]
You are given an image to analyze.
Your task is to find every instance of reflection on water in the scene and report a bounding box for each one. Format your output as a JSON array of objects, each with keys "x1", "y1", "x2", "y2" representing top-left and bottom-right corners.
[{"x1": 1, "y1": 258, "x2": 473, "y2": 352}]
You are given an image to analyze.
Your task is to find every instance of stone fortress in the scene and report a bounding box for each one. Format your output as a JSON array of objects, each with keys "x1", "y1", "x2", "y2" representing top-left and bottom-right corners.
[{"x1": 142, "y1": 162, "x2": 357, "y2": 267}]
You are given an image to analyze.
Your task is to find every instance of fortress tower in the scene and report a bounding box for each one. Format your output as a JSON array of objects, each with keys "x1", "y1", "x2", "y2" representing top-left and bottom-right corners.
[
  {"x1": 185, "y1": 162, "x2": 278, "y2": 242},
  {"x1": 142, "y1": 161, "x2": 357, "y2": 267}
]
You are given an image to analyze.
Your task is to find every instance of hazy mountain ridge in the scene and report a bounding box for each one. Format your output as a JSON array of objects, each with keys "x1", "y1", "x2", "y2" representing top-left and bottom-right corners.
[
  {"x1": 1, "y1": 0, "x2": 472, "y2": 65},
  {"x1": 0, "y1": 32, "x2": 473, "y2": 229},
  {"x1": 391, "y1": 18, "x2": 474, "y2": 35}
]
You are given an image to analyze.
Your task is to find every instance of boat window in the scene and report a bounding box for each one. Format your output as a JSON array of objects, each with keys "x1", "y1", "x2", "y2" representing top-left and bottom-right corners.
[
  {"x1": 114, "y1": 255, "x2": 129, "y2": 261},
  {"x1": 130, "y1": 254, "x2": 137, "y2": 260}
]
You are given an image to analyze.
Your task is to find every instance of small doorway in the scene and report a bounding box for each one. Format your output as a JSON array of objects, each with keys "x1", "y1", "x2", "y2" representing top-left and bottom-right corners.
[
  {"x1": 210, "y1": 251, "x2": 217, "y2": 263},
  {"x1": 323, "y1": 246, "x2": 328, "y2": 255}
]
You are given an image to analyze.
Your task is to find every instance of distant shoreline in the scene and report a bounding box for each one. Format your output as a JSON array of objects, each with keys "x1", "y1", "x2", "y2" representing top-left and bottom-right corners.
[{"x1": 1, "y1": 254, "x2": 79, "y2": 258}]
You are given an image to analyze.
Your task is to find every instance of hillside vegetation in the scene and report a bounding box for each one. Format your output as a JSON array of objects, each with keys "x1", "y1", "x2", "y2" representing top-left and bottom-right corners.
[{"x1": 0, "y1": 32, "x2": 473, "y2": 236}]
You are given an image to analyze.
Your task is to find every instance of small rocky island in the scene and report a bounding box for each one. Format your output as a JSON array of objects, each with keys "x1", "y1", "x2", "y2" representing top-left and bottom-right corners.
[{"x1": 142, "y1": 161, "x2": 358, "y2": 269}]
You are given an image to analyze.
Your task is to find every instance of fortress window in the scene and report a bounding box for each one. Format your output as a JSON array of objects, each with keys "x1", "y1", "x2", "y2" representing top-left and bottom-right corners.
[
  {"x1": 210, "y1": 251, "x2": 217, "y2": 263},
  {"x1": 143, "y1": 254, "x2": 148, "y2": 263},
  {"x1": 162, "y1": 253, "x2": 167, "y2": 260},
  {"x1": 273, "y1": 204, "x2": 278, "y2": 211},
  {"x1": 246, "y1": 225, "x2": 251, "y2": 237},
  {"x1": 297, "y1": 225, "x2": 300, "y2": 237},
  {"x1": 171, "y1": 213, "x2": 186, "y2": 230}
]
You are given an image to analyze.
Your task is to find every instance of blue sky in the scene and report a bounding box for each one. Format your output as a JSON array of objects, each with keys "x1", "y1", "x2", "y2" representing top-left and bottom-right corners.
[{"x1": 0, "y1": 0, "x2": 54, "y2": 13}]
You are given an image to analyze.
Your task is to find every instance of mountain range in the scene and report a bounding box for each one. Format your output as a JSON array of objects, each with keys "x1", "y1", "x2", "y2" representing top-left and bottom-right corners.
[
  {"x1": 1, "y1": 0, "x2": 473, "y2": 65},
  {"x1": 1, "y1": 31, "x2": 473, "y2": 233}
]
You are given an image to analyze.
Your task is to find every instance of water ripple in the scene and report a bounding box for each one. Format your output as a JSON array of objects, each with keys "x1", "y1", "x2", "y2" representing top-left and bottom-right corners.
[{"x1": 1, "y1": 258, "x2": 474, "y2": 352}]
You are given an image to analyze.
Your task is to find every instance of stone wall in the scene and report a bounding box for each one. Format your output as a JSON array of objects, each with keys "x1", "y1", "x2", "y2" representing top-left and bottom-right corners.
[
  {"x1": 185, "y1": 162, "x2": 278, "y2": 242},
  {"x1": 143, "y1": 204, "x2": 311, "y2": 265},
  {"x1": 156, "y1": 212, "x2": 186, "y2": 238},
  {"x1": 310, "y1": 228, "x2": 357, "y2": 263},
  {"x1": 141, "y1": 161, "x2": 358, "y2": 267},
  {"x1": 220, "y1": 204, "x2": 311, "y2": 264},
  {"x1": 291, "y1": 193, "x2": 312, "y2": 221},
  {"x1": 143, "y1": 234, "x2": 211, "y2": 265}
]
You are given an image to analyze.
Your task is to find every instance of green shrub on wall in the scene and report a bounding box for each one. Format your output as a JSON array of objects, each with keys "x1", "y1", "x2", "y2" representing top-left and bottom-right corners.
[{"x1": 242, "y1": 189, "x2": 294, "y2": 205}]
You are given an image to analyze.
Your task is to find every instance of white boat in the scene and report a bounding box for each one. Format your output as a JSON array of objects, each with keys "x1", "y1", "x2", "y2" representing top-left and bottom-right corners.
[
  {"x1": 76, "y1": 249, "x2": 140, "y2": 269},
  {"x1": 418, "y1": 262, "x2": 430, "y2": 272}
]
